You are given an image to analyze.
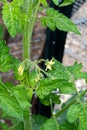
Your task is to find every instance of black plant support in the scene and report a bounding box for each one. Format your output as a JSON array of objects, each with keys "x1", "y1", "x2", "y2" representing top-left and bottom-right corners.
[{"x1": 43, "y1": 1, "x2": 73, "y2": 62}]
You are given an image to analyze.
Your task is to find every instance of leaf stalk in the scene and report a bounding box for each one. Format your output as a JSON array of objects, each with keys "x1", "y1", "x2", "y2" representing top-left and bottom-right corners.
[{"x1": 54, "y1": 89, "x2": 87, "y2": 118}]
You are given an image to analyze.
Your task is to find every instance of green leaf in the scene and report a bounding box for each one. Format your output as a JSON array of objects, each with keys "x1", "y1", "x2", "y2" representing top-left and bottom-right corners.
[
  {"x1": 12, "y1": 85, "x2": 31, "y2": 110},
  {"x1": 41, "y1": 8, "x2": 80, "y2": 34},
  {"x1": 47, "y1": 58, "x2": 70, "y2": 80},
  {"x1": 0, "y1": 81, "x2": 23, "y2": 121},
  {"x1": 59, "y1": 81, "x2": 76, "y2": 94},
  {"x1": 0, "y1": 92, "x2": 23, "y2": 121},
  {"x1": 0, "y1": 24, "x2": 4, "y2": 39},
  {"x1": 18, "y1": 12, "x2": 28, "y2": 33},
  {"x1": 32, "y1": 0, "x2": 38, "y2": 7},
  {"x1": 67, "y1": 102, "x2": 87, "y2": 130},
  {"x1": 36, "y1": 78, "x2": 60, "y2": 98},
  {"x1": 5, "y1": 82, "x2": 14, "y2": 90},
  {"x1": 44, "y1": 59, "x2": 79, "y2": 94},
  {"x1": 21, "y1": 0, "x2": 33, "y2": 15},
  {"x1": 41, "y1": 117, "x2": 59, "y2": 130},
  {"x1": 0, "y1": 43, "x2": 23, "y2": 74},
  {"x1": 9, "y1": 122, "x2": 24, "y2": 130},
  {"x1": 0, "y1": 121, "x2": 9, "y2": 130},
  {"x1": 47, "y1": 58, "x2": 87, "y2": 84},
  {"x1": 67, "y1": 103, "x2": 81, "y2": 123},
  {"x1": 0, "y1": 54, "x2": 13, "y2": 72},
  {"x1": 32, "y1": 115, "x2": 47, "y2": 130},
  {"x1": 56, "y1": 13, "x2": 80, "y2": 34},
  {"x1": 11, "y1": 0, "x2": 28, "y2": 33},
  {"x1": 36, "y1": 78, "x2": 76, "y2": 99},
  {"x1": 1, "y1": 0, "x2": 25, "y2": 36},
  {"x1": 52, "y1": 0, "x2": 59, "y2": 6},
  {"x1": 40, "y1": 17, "x2": 47, "y2": 27},
  {"x1": 40, "y1": 94, "x2": 61, "y2": 106},
  {"x1": 59, "y1": 0, "x2": 75, "y2": 7},
  {"x1": 46, "y1": 8, "x2": 58, "y2": 17},
  {"x1": 57, "y1": 106, "x2": 77, "y2": 130},
  {"x1": 46, "y1": 18, "x2": 56, "y2": 31},
  {"x1": 0, "y1": 40, "x2": 9, "y2": 54},
  {"x1": 39, "y1": 0, "x2": 48, "y2": 7},
  {"x1": 2, "y1": 2, "x2": 20, "y2": 37},
  {"x1": 36, "y1": 78, "x2": 57, "y2": 98},
  {"x1": 59, "y1": 122, "x2": 76, "y2": 130},
  {"x1": 51, "y1": 94, "x2": 61, "y2": 104},
  {"x1": 66, "y1": 62, "x2": 87, "y2": 81},
  {"x1": 0, "y1": 40, "x2": 14, "y2": 72},
  {"x1": 11, "y1": 0, "x2": 24, "y2": 6}
]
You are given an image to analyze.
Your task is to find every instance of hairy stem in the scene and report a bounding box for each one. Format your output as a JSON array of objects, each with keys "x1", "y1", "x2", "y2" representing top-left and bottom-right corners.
[
  {"x1": 22, "y1": 23, "x2": 31, "y2": 60},
  {"x1": 54, "y1": 89, "x2": 87, "y2": 118},
  {"x1": 22, "y1": 2, "x2": 40, "y2": 60},
  {"x1": 22, "y1": 2, "x2": 40, "y2": 130},
  {"x1": 23, "y1": 109, "x2": 33, "y2": 130}
]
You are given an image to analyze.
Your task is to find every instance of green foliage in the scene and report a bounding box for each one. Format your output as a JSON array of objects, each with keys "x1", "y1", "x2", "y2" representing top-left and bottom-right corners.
[
  {"x1": 32, "y1": 115, "x2": 47, "y2": 130},
  {"x1": 0, "y1": 40, "x2": 13, "y2": 72},
  {"x1": 0, "y1": 0, "x2": 87, "y2": 130},
  {"x1": 12, "y1": 85, "x2": 31, "y2": 110},
  {"x1": 0, "y1": 121, "x2": 9, "y2": 130},
  {"x1": 36, "y1": 78, "x2": 76, "y2": 99},
  {"x1": 66, "y1": 62, "x2": 87, "y2": 80},
  {"x1": 41, "y1": 8, "x2": 80, "y2": 34},
  {"x1": 52, "y1": 0, "x2": 75, "y2": 6},
  {"x1": 39, "y1": 0, "x2": 48, "y2": 7},
  {"x1": 8, "y1": 122, "x2": 24, "y2": 130},
  {"x1": 0, "y1": 80, "x2": 31, "y2": 122},
  {"x1": 0, "y1": 81, "x2": 23, "y2": 121},
  {"x1": 41, "y1": 117, "x2": 59, "y2": 130},
  {"x1": 47, "y1": 58, "x2": 70, "y2": 79},
  {"x1": 59, "y1": 0, "x2": 75, "y2": 7},
  {"x1": 40, "y1": 93, "x2": 61, "y2": 106},
  {"x1": 1, "y1": 0, "x2": 29, "y2": 37},
  {"x1": 2, "y1": 2, "x2": 21, "y2": 37},
  {"x1": 47, "y1": 58, "x2": 87, "y2": 82},
  {"x1": 0, "y1": 40, "x2": 21, "y2": 72},
  {"x1": 67, "y1": 101, "x2": 87, "y2": 130},
  {"x1": 0, "y1": 40, "x2": 9, "y2": 55},
  {"x1": 52, "y1": 0, "x2": 59, "y2": 6},
  {"x1": 59, "y1": 121, "x2": 76, "y2": 130},
  {"x1": 0, "y1": 24, "x2": 4, "y2": 39}
]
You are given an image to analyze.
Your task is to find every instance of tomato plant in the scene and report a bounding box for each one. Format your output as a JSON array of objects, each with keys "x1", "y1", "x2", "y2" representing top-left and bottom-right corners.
[{"x1": 0, "y1": 0, "x2": 87, "y2": 130}]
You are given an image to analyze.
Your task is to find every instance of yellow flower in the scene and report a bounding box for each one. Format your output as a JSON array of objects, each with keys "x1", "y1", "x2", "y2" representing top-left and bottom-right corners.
[
  {"x1": 45, "y1": 59, "x2": 55, "y2": 70},
  {"x1": 18, "y1": 65, "x2": 24, "y2": 75},
  {"x1": 35, "y1": 75, "x2": 40, "y2": 83}
]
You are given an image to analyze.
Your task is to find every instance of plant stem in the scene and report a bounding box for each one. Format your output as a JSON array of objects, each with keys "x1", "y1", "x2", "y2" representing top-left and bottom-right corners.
[
  {"x1": 23, "y1": 109, "x2": 33, "y2": 130},
  {"x1": 22, "y1": 2, "x2": 40, "y2": 60},
  {"x1": 22, "y1": 22, "x2": 31, "y2": 60},
  {"x1": 54, "y1": 89, "x2": 87, "y2": 118},
  {"x1": 22, "y1": 2, "x2": 40, "y2": 130}
]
